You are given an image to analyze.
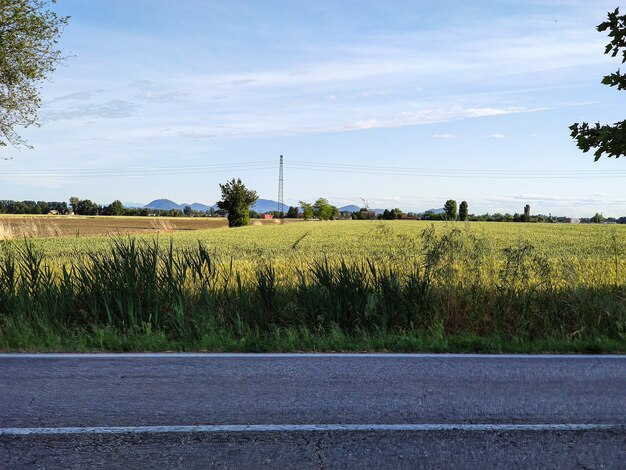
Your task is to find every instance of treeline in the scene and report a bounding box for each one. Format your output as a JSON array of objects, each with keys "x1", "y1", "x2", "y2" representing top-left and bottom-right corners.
[
  {"x1": 0, "y1": 200, "x2": 69, "y2": 215},
  {"x1": 0, "y1": 198, "x2": 225, "y2": 217},
  {"x1": 419, "y1": 212, "x2": 626, "y2": 224},
  {"x1": 2, "y1": 197, "x2": 625, "y2": 224}
]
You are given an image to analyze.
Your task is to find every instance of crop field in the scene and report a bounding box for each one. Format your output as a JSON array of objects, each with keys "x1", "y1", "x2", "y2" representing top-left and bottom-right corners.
[
  {"x1": 0, "y1": 215, "x2": 231, "y2": 239},
  {"x1": 0, "y1": 219, "x2": 625, "y2": 352}
]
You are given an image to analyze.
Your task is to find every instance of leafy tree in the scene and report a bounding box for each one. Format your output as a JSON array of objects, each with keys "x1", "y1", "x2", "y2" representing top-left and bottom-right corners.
[
  {"x1": 108, "y1": 200, "x2": 125, "y2": 216},
  {"x1": 313, "y1": 198, "x2": 335, "y2": 220},
  {"x1": 392, "y1": 208, "x2": 403, "y2": 220},
  {"x1": 69, "y1": 196, "x2": 79, "y2": 213},
  {"x1": 75, "y1": 199, "x2": 99, "y2": 215},
  {"x1": 591, "y1": 212, "x2": 606, "y2": 223},
  {"x1": 443, "y1": 199, "x2": 458, "y2": 221},
  {"x1": 570, "y1": 8, "x2": 626, "y2": 160},
  {"x1": 168, "y1": 208, "x2": 182, "y2": 217},
  {"x1": 183, "y1": 205, "x2": 192, "y2": 217},
  {"x1": 0, "y1": 0, "x2": 69, "y2": 149},
  {"x1": 48, "y1": 200, "x2": 67, "y2": 214},
  {"x1": 286, "y1": 206, "x2": 299, "y2": 218},
  {"x1": 353, "y1": 207, "x2": 375, "y2": 220},
  {"x1": 216, "y1": 178, "x2": 258, "y2": 227},
  {"x1": 523, "y1": 204, "x2": 531, "y2": 222},
  {"x1": 459, "y1": 201, "x2": 468, "y2": 221},
  {"x1": 299, "y1": 201, "x2": 313, "y2": 220}
]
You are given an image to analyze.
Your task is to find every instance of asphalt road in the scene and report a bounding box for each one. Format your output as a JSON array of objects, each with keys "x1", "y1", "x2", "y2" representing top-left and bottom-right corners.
[{"x1": 1, "y1": 353, "x2": 625, "y2": 469}]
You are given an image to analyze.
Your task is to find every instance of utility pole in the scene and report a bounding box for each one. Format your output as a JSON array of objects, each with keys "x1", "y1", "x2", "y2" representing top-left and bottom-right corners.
[{"x1": 277, "y1": 155, "x2": 284, "y2": 217}]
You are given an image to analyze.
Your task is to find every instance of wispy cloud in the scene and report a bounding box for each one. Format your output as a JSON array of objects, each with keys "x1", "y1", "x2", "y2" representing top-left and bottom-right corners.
[
  {"x1": 433, "y1": 134, "x2": 457, "y2": 139},
  {"x1": 487, "y1": 134, "x2": 505, "y2": 139},
  {"x1": 49, "y1": 91, "x2": 93, "y2": 102},
  {"x1": 135, "y1": 92, "x2": 189, "y2": 103},
  {"x1": 41, "y1": 99, "x2": 136, "y2": 122}
]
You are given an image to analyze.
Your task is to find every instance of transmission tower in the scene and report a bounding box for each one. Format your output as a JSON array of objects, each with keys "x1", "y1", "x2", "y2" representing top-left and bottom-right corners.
[{"x1": 277, "y1": 155, "x2": 284, "y2": 217}]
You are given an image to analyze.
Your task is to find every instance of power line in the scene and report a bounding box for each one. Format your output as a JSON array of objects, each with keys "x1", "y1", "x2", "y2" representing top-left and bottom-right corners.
[
  {"x1": 1, "y1": 158, "x2": 624, "y2": 179},
  {"x1": 286, "y1": 161, "x2": 626, "y2": 179}
]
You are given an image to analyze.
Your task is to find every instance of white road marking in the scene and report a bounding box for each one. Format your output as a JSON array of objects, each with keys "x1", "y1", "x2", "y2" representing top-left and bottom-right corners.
[
  {"x1": 0, "y1": 353, "x2": 624, "y2": 359},
  {"x1": 1, "y1": 424, "x2": 624, "y2": 436}
]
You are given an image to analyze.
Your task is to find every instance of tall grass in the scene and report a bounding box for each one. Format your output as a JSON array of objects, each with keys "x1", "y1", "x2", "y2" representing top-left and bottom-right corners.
[{"x1": 0, "y1": 226, "x2": 624, "y2": 351}]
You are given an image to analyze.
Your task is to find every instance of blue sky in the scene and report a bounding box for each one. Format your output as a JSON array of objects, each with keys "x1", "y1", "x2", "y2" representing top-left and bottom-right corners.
[{"x1": 1, "y1": 0, "x2": 625, "y2": 216}]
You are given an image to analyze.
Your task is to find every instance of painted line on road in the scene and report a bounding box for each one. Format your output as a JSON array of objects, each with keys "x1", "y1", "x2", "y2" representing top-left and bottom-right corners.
[
  {"x1": 1, "y1": 353, "x2": 625, "y2": 359},
  {"x1": 1, "y1": 424, "x2": 624, "y2": 436}
]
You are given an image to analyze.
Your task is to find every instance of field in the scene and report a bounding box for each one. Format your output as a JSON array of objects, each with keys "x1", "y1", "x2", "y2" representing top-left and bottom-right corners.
[
  {"x1": 0, "y1": 218, "x2": 625, "y2": 352},
  {"x1": 0, "y1": 214, "x2": 299, "y2": 240},
  {"x1": 0, "y1": 215, "x2": 231, "y2": 239}
]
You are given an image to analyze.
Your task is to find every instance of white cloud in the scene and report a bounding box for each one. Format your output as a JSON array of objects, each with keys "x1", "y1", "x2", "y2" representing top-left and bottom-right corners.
[
  {"x1": 433, "y1": 134, "x2": 457, "y2": 139},
  {"x1": 487, "y1": 134, "x2": 505, "y2": 139}
]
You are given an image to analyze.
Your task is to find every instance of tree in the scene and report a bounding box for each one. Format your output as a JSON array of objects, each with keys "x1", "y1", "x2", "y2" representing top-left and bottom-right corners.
[
  {"x1": 69, "y1": 196, "x2": 79, "y2": 213},
  {"x1": 75, "y1": 199, "x2": 99, "y2": 215},
  {"x1": 108, "y1": 199, "x2": 124, "y2": 216},
  {"x1": 299, "y1": 201, "x2": 313, "y2": 220},
  {"x1": 216, "y1": 178, "x2": 258, "y2": 227},
  {"x1": 591, "y1": 212, "x2": 606, "y2": 224},
  {"x1": 459, "y1": 201, "x2": 468, "y2": 221},
  {"x1": 1, "y1": 0, "x2": 69, "y2": 149},
  {"x1": 443, "y1": 199, "x2": 457, "y2": 221},
  {"x1": 286, "y1": 206, "x2": 299, "y2": 218},
  {"x1": 391, "y1": 208, "x2": 403, "y2": 220},
  {"x1": 523, "y1": 204, "x2": 531, "y2": 222},
  {"x1": 183, "y1": 205, "x2": 192, "y2": 217},
  {"x1": 313, "y1": 198, "x2": 336, "y2": 220},
  {"x1": 570, "y1": 8, "x2": 626, "y2": 160}
]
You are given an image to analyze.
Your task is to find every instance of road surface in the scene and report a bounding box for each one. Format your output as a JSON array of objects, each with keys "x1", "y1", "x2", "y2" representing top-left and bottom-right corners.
[{"x1": 1, "y1": 353, "x2": 624, "y2": 469}]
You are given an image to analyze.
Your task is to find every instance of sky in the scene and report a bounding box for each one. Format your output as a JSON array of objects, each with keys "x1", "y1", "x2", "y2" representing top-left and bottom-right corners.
[{"x1": 1, "y1": 0, "x2": 625, "y2": 216}]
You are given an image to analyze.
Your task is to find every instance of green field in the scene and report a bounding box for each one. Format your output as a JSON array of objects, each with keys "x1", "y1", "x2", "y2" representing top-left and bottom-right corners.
[{"x1": 1, "y1": 220, "x2": 625, "y2": 352}]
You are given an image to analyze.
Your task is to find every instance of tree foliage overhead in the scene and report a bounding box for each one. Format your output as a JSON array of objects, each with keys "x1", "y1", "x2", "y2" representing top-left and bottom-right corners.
[
  {"x1": 216, "y1": 178, "x2": 258, "y2": 227},
  {"x1": 570, "y1": 8, "x2": 626, "y2": 160},
  {"x1": 0, "y1": 0, "x2": 68, "y2": 149}
]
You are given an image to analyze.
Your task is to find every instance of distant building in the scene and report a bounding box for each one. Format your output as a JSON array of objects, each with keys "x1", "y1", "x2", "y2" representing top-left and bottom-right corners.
[{"x1": 263, "y1": 214, "x2": 273, "y2": 220}]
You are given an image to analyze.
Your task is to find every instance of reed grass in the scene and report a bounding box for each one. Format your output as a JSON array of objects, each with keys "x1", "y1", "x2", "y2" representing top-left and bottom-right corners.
[{"x1": 0, "y1": 224, "x2": 624, "y2": 352}]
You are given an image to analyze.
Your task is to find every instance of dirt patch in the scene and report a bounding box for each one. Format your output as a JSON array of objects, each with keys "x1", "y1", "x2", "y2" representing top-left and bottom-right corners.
[{"x1": 0, "y1": 215, "x2": 228, "y2": 239}]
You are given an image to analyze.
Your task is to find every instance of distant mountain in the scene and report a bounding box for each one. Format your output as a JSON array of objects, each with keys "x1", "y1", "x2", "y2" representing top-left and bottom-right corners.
[
  {"x1": 339, "y1": 205, "x2": 386, "y2": 215},
  {"x1": 252, "y1": 198, "x2": 281, "y2": 213},
  {"x1": 422, "y1": 208, "x2": 445, "y2": 214},
  {"x1": 145, "y1": 199, "x2": 182, "y2": 211},
  {"x1": 143, "y1": 198, "x2": 285, "y2": 213},
  {"x1": 123, "y1": 201, "x2": 145, "y2": 209},
  {"x1": 143, "y1": 199, "x2": 445, "y2": 216},
  {"x1": 183, "y1": 202, "x2": 213, "y2": 212}
]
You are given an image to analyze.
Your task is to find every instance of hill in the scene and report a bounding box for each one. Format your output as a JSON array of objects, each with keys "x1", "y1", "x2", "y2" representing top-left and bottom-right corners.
[
  {"x1": 183, "y1": 202, "x2": 213, "y2": 212},
  {"x1": 144, "y1": 199, "x2": 183, "y2": 211},
  {"x1": 422, "y1": 208, "x2": 445, "y2": 214},
  {"x1": 123, "y1": 201, "x2": 146, "y2": 209},
  {"x1": 252, "y1": 198, "x2": 281, "y2": 213},
  {"x1": 144, "y1": 198, "x2": 284, "y2": 213}
]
